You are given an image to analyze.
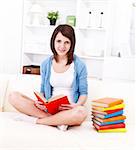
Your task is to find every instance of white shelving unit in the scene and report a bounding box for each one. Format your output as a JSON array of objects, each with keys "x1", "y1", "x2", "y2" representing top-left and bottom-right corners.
[
  {"x1": 21, "y1": 0, "x2": 135, "y2": 81},
  {"x1": 22, "y1": 0, "x2": 77, "y2": 66},
  {"x1": 22, "y1": 0, "x2": 110, "y2": 78}
]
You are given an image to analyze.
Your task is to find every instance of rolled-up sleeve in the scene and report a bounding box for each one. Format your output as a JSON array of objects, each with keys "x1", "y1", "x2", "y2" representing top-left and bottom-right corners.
[
  {"x1": 78, "y1": 64, "x2": 88, "y2": 95},
  {"x1": 40, "y1": 62, "x2": 45, "y2": 94}
]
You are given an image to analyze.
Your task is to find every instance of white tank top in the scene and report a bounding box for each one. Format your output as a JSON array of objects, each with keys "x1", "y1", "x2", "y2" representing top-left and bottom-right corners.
[{"x1": 50, "y1": 62, "x2": 74, "y2": 103}]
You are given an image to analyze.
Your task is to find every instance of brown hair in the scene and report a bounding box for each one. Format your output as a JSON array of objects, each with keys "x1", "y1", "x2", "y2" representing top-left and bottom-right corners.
[{"x1": 50, "y1": 24, "x2": 76, "y2": 65}]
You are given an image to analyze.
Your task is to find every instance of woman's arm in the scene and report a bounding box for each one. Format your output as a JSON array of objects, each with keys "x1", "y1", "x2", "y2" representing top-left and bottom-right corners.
[
  {"x1": 76, "y1": 95, "x2": 87, "y2": 106},
  {"x1": 59, "y1": 95, "x2": 87, "y2": 110}
]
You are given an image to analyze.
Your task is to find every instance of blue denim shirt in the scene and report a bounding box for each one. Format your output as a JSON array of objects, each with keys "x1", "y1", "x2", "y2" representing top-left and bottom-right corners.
[{"x1": 40, "y1": 55, "x2": 88, "y2": 103}]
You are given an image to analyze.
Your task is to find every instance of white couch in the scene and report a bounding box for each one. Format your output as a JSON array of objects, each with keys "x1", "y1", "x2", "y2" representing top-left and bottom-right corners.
[{"x1": 0, "y1": 74, "x2": 135, "y2": 150}]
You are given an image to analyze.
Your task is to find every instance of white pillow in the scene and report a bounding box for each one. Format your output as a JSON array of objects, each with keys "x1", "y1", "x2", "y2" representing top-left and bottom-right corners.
[{"x1": 3, "y1": 74, "x2": 41, "y2": 112}]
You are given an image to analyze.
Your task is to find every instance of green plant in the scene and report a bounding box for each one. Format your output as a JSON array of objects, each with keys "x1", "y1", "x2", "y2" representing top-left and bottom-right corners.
[{"x1": 47, "y1": 11, "x2": 59, "y2": 20}]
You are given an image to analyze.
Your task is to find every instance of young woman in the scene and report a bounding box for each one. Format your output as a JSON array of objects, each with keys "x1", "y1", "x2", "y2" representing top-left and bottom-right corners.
[{"x1": 9, "y1": 24, "x2": 88, "y2": 131}]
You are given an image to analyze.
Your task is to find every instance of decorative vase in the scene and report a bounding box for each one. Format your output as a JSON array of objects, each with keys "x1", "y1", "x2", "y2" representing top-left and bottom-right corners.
[{"x1": 50, "y1": 19, "x2": 56, "y2": 25}]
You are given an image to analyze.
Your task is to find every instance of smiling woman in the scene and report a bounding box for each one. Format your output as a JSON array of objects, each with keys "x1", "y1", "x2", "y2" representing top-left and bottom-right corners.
[
  {"x1": 8, "y1": 24, "x2": 88, "y2": 131},
  {"x1": 50, "y1": 24, "x2": 76, "y2": 65}
]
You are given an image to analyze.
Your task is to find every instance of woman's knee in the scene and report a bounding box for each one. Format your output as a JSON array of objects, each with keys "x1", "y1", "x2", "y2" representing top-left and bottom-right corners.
[
  {"x1": 73, "y1": 106, "x2": 88, "y2": 124},
  {"x1": 8, "y1": 91, "x2": 21, "y2": 105}
]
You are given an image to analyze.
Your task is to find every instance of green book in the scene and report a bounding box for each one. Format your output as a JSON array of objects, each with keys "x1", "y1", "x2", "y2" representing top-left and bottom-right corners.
[{"x1": 66, "y1": 16, "x2": 76, "y2": 26}]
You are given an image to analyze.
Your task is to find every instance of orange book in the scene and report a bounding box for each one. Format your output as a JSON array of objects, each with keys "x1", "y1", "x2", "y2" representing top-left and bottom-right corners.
[
  {"x1": 34, "y1": 91, "x2": 70, "y2": 115},
  {"x1": 93, "y1": 115, "x2": 126, "y2": 123},
  {"x1": 93, "y1": 122, "x2": 125, "y2": 130},
  {"x1": 92, "y1": 97, "x2": 123, "y2": 108}
]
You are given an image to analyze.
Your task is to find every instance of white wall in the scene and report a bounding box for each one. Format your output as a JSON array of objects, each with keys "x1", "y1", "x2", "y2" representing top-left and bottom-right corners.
[
  {"x1": 0, "y1": 0, "x2": 23, "y2": 74},
  {"x1": 0, "y1": 0, "x2": 135, "y2": 81},
  {"x1": 110, "y1": 0, "x2": 135, "y2": 57}
]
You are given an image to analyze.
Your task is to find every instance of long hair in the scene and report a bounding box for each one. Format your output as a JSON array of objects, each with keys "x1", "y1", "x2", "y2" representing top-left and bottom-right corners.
[{"x1": 50, "y1": 24, "x2": 76, "y2": 65}]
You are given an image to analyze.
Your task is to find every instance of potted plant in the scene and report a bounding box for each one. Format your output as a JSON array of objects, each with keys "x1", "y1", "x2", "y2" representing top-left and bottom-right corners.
[{"x1": 47, "y1": 11, "x2": 59, "y2": 25}]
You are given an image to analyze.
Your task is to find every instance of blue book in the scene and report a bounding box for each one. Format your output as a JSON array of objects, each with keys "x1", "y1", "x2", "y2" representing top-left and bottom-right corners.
[
  {"x1": 93, "y1": 110, "x2": 123, "y2": 119},
  {"x1": 92, "y1": 119, "x2": 125, "y2": 126}
]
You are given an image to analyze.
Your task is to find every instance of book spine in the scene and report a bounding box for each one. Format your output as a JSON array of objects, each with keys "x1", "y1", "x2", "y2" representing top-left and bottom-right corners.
[
  {"x1": 92, "y1": 119, "x2": 125, "y2": 126},
  {"x1": 93, "y1": 115, "x2": 126, "y2": 123},
  {"x1": 92, "y1": 103, "x2": 125, "y2": 111},
  {"x1": 98, "y1": 128, "x2": 127, "y2": 133},
  {"x1": 104, "y1": 115, "x2": 126, "y2": 122},
  {"x1": 101, "y1": 120, "x2": 125, "y2": 125},
  {"x1": 92, "y1": 108, "x2": 123, "y2": 115},
  {"x1": 104, "y1": 108, "x2": 123, "y2": 114},
  {"x1": 92, "y1": 110, "x2": 124, "y2": 119},
  {"x1": 103, "y1": 103, "x2": 125, "y2": 111},
  {"x1": 104, "y1": 110, "x2": 123, "y2": 118},
  {"x1": 94, "y1": 123, "x2": 125, "y2": 130}
]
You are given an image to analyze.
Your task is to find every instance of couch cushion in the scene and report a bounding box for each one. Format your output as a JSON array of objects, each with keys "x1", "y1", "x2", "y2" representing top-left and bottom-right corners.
[
  {"x1": 3, "y1": 75, "x2": 98, "y2": 120},
  {"x1": 0, "y1": 112, "x2": 135, "y2": 149},
  {"x1": 2, "y1": 74, "x2": 135, "y2": 125},
  {"x1": 3, "y1": 74, "x2": 41, "y2": 112}
]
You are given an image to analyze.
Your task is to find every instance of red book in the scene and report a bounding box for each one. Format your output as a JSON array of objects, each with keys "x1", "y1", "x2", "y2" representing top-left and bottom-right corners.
[
  {"x1": 34, "y1": 91, "x2": 70, "y2": 115},
  {"x1": 92, "y1": 108, "x2": 123, "y2": 115},
  {"x1": 93, "y1": 122, "x2": 125, "y2": 130}
]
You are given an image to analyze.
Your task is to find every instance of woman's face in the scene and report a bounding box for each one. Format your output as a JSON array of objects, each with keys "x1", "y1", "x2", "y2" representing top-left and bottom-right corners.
[{"x1": 54, "y1": 32, "x2": 71, "y2": 57}]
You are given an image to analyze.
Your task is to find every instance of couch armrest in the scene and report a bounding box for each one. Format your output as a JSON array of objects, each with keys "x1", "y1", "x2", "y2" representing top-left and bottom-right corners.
[
  {"x1": 0, "y1": 107, "x2": 3, "y2": 112},
  {"x1": 0, "y1": 74, "x2": 10, "y2": 112}
]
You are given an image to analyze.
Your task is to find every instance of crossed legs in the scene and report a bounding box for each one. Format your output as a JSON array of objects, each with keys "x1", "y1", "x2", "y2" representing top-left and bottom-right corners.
[
  {"x1": 8, "y1": 92, "x2": 88, "y2": 126},
  {"x1": 8, "y1": 91, "x2": 50, "y2": 118}
]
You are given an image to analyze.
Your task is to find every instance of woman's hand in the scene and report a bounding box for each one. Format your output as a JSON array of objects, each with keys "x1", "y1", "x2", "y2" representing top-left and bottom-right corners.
[
  {"x1": 59, "y1": 103, "x2": 80, "y2": 111},
  {"x1": 34, "y1": 100, "x2": 47, "y2": 112}
]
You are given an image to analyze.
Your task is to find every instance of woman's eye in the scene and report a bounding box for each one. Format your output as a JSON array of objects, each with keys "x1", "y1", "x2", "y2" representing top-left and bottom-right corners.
[
  {"x1": 56, "y1": 40, "x2": 61, "y2": 43},
  {"x1": 65, "y1": 41, "x2": 70, "y2": 44}
]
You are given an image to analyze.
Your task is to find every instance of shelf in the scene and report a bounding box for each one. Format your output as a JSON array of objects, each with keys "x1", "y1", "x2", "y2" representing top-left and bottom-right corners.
[
  {"x1": 24, "y1": 51, "x2": 104, "y2": 60},
  {"x1": 25, "y1": 24, "x2": 78, "y2": 32},
  {"x1": 25, "y1": 24, "x2": 48, "y2": 28},
  {"x1": 24, "y1": 51, "x2": 51, "y2": 55},
  {"x1": 25, "y1": 24, "x2": 57, "y2": 29},
  {"x1": 83, "y1": 0, "x2": 109, "y2": 2},
  {"x1": 82, "y1": 0, "x2": 109, "y2": 5},
  {"x1": 77, "y1": 26, "x2": 106, "y2": 31},
  {"x1": 78, "y1": 54, "x2": 104, "y2": 60},
  {"x1": 104, "y1": 56, "x2": 135, "y2": 60}
]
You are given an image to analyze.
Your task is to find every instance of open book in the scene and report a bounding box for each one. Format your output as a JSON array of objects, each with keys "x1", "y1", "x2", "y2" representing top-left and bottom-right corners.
[{"x1": 34, "y1": 91, "x2": 70, "y2": 114}]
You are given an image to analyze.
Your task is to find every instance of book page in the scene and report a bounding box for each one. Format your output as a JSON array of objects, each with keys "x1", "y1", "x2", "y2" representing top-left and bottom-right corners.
[{"x1": 48, "y1": 95, "x2": 65, "y2": 102}]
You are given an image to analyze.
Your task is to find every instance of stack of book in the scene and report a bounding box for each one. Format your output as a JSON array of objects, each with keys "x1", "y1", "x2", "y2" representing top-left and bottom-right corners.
[{"x1": 91, "y1": 97, "x2": 127, "y2": 133}]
